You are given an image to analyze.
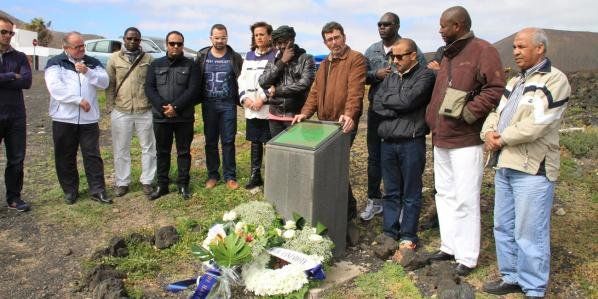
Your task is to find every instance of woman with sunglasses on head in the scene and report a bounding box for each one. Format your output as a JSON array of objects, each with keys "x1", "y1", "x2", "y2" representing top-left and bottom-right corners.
[{"x1": 237, "y1": 22, "x2": 276, "y2": 190}]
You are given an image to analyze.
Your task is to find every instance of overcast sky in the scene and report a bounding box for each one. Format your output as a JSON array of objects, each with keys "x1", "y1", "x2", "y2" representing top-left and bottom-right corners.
[{"x1": 6, "y1": 0, "x2": 597, "y2": 54}]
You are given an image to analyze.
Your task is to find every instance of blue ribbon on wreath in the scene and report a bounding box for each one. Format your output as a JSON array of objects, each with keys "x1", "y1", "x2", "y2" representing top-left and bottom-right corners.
[
  {"x1": 305, "y1": 263, "x2": 326, "y2": 280},
  {"x1": 165, "y1": 266, "x2": 222, "y2": 299}
]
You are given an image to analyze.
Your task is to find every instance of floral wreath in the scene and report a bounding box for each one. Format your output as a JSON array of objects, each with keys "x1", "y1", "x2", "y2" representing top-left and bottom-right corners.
[{"x1": 166, "y1": 201, "x2": 334, "y2": 298}]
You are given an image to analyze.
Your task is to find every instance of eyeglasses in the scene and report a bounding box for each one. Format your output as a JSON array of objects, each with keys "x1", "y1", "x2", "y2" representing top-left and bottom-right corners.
[
  {"x1": 67, "y1": 44, "x2": 85, "y2": 50},
  {"x1": 0, "y1": 30, "x2": 15, "y2": 36},
  {"x1": 168, "y1": 41, "x2": 184, "y2": 47},
  {"x1": 377, "y1": 22, "x2": 393, "y2": 28},
  {"x1": 125, "y1": 37, "x2": 141, "y2": 42},
  {"x1": 324, "y1": 35, "x2": 343, "y2": 44},
  {"x1": 390, "y1": 51, "x2": 413, "y2": 60}
]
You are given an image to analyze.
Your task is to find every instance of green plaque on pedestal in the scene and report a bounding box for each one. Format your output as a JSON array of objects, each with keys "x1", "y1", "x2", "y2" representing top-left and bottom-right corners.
[{"x1": 269, "y1": 121, "x2": 341, "y2": 150}]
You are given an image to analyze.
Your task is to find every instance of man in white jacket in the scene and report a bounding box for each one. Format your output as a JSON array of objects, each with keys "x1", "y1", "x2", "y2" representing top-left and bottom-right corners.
[{"x1": 45, "y1": 31, "x2": 112, "y2": 205}]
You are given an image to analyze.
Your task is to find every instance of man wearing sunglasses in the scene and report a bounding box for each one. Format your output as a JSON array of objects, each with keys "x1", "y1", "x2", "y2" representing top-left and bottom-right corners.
[
  {"x1": 106, "y1": 27, "x2": 156, "y2": 198},
  {"x1": 362, "y1": 12, "x2": 426, "y2": 222},
  {"x1": 196, "y1": 24, "x2": 243, "y2": 190},
  {"x1": 145, "y1": 31, "x2": 200, "y2": 200},
  {"x1": 0, "y1": 16, "x2": 32, "y2": 212},
  {"x1": 372, "y1": 38, "x2": 435, "y2": 262},
  {"x1": 45, "y1": 31, "x2": 111, "y2": 205}
]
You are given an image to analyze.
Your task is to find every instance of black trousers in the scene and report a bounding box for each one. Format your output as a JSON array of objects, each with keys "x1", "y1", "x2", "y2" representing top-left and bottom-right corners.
[
  {"x1": 0, "y1": 117, "x2": 26, "y2": 203},
  {"x1": 52, "y1": 121, "x2": 106, "y2": 195},
  {"x1": 153, "y1": 121, "x2": 194, "y2": 187}
]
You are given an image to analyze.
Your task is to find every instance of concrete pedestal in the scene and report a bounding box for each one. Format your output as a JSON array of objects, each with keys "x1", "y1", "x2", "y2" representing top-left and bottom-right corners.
[{"x1": 265, "y1": 121, "x2": 350, "y2": 257}]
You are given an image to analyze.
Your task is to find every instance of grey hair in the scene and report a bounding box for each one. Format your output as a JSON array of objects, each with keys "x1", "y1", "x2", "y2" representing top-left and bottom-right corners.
[
  {"x1": 62, "y1": 31, "x2": 82, "y2": 46},
  {"x1": 531, "y1": 28, "x2": 548, "y2": 54}
]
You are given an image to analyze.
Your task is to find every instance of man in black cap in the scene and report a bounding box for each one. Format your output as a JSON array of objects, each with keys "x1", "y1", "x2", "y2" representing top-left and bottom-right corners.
[{"x1": 258, "y1": 25, "x2": 315, "y2": 137}]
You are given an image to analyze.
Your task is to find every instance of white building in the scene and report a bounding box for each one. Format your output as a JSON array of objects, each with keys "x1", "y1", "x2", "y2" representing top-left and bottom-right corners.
[{"x1": 10, "y1": 27, "x2": 62, "y2": 70}]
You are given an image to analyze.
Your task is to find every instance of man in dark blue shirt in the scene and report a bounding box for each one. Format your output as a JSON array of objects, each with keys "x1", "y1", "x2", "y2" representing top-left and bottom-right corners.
[
  {"x1": 0, "y1": 16, "x2": 32, "y2": 211},
  {"x1": 196, "y1": 24, "x2": 243, "y2": 190}
]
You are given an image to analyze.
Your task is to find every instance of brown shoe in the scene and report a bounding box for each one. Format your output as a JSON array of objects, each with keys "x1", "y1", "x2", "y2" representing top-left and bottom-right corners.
[
  {"x1": 205, "y1": 178, "x2": 218, "y2": 189},
  {"x1": 226, "y1": 180, "x2": 239, "y2": 190}
]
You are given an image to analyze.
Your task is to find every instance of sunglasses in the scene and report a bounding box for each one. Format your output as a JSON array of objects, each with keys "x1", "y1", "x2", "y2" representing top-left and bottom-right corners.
[
  {"x1": 377, "y1": 22, "x2": 393, "y2": 27},
  {"x1": 0, "y1": 29, "x2": 15, "y2": 36},
  {"x1": 125, "y1": 37, "x2": 141, "y2": 42},
  {"x1": 390, "y1": 51, "x2": 413, "y2": 60},
  {"x1": 168, "y1": 41, "x2": 184, "y2": 47}
]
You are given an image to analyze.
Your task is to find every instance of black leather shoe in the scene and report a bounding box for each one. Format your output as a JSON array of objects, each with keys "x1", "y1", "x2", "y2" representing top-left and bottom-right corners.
[
  {"x1": 429, "y1": 250, "x2": 454, "y2": 261},
  {"x1": 149, "y1": 186, "x2": 168, "y2": 200},
  {"x1": 178, "y1": 185, "x2": 191, "y2": 200},
  {"x1": 64, "y1": 192, "x2": 78, "y2": 205},
  {"x1": 455, "y1": 263, "x2": 474, "y2": 276},
  {"x1": 483, "y1": 279, "x2": 523, "y2": 295},
  {"x1": 91, "y1": 191, "x2": 113, "y2": 204}
]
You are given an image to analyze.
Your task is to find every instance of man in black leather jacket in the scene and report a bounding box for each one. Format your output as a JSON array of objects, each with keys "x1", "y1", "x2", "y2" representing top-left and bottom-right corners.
[
  {"x1": 258, "y1": 25, "x2": 316, "y2": 137},
  {"x1": 145, "y1": 30, "x2": 200, "y2": 200},
  {"x1": 373, "y1": 38, "x2": 435, "y2": 257}
]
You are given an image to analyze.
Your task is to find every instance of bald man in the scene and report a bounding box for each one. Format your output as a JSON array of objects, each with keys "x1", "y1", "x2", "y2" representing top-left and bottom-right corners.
[
  {"x1": 425, "y1": 6, "x2": 505, "y2": 276},
  {"x1": 480, "y1": 28, "x2": 570, "y2": 299},
  {"x1": 45, "y1": 31, "x2": 111, "y2": 205}
]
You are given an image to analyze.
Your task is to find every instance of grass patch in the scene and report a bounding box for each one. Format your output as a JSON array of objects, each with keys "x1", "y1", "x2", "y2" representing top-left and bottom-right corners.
[
  {"x1": 560, "y1": 127, "x2": 598, "y2": 159},
  {"x1": 352, "y1": 262, "x2": 422, "y2": 298}
]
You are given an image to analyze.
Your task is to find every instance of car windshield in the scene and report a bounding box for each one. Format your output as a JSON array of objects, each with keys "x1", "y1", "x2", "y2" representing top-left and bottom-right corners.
[{"x1": 140, "y1": 40, "x2": 161, "y2": 53}]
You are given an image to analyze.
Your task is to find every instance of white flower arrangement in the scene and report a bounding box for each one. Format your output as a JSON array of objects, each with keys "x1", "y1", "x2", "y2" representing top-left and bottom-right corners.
[
  {"x1": 187, "y1": 201, "x2": 334, "y2": 298},
  {"x1": 242, "y1": 253, "x2": 308, "y2": 296}
]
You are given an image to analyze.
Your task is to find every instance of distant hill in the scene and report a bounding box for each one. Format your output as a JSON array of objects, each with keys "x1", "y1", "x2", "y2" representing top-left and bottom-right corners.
[
  {"x1": 0, "y1": 10, "x2": 103, "y2": 48},
  {"x1": 425, "y1": 29, "x2": 598, "y2": 72},
  {"x1": 494, "y1": 29, "x2": 598, "y2": 72}
]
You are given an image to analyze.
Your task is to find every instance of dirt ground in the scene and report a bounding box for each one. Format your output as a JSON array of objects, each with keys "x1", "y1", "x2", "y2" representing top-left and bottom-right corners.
[{"x1": 0, "y1": 72, "x2": 595, "y2": 298}]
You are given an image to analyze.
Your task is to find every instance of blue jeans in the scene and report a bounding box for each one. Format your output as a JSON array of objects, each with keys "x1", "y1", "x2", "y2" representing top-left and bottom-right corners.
[
  {"x1": 202, "y1": 100, "x2": 237, "y2": 181},
  {"x1": 494, "y1": 168, "x2": 554, "y2": 297},
  {"x1": 381, "y1": 137, "x2": 426, "y2": 242},
  {"x1": 366, "y1": 110, "x2": 383, "y2": 200}
]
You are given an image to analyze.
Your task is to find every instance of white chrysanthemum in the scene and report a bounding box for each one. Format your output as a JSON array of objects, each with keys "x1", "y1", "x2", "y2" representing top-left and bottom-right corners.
[
  {"x1": 275, "y1": 228, "x2": 283, "y2": 236},
  {"x1": 222, "y1": 210, "x2": 237, "y2": 222},
  {"x1": 282, "y1": 229, "x2": 296, "y2": 239},
  {"x1": 308, "y1": 234, "x2": 323, "y2": 242},
  {"x1": 283, "y1": 220, "x2": 296, "y2": 230},
  {"x1": 255, "y1": 225, "x2": 265, "y2": 237},
  {"x1": 242, "y1": 254, "x2": 308, "y2": 296}
]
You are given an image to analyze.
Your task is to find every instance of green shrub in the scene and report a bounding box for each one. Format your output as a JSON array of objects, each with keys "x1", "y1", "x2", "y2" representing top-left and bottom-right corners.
[{"x1": 561, "y1": 129, "x2": 598, "y2": 159}]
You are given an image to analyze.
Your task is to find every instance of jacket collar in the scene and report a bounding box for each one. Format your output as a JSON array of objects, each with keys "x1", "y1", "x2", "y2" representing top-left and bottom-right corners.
[
  {"x1": 328, "y1": 45, "x2": 352, "y2": 61},
  {"x1": 443, "y1": 31, "x2": 475, "y2": 59},
  {"x1": 399, "y1": 62, "x2": 420, "y2": 78}
]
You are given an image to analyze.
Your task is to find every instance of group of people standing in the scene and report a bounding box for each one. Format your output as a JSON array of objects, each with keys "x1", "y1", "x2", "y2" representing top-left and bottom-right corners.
[{"x1": 0, "y1": 5, "x2": 571, "y2": 298}]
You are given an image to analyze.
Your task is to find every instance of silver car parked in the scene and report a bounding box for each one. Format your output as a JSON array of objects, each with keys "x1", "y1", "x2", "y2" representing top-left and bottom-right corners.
[{"x1": 84, "y1": 38, "x2": 165, "y2": 66}]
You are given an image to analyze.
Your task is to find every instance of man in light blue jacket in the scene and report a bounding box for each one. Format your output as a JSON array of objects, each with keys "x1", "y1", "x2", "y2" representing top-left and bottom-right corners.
[{"x1": 45, "y1": 31, "x2": 112, "y2": 205}]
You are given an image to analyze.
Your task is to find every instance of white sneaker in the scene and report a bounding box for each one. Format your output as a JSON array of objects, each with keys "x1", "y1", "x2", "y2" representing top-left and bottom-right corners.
[{"x1": 359, "y1": 199, "x2": 383, "y2": 221}]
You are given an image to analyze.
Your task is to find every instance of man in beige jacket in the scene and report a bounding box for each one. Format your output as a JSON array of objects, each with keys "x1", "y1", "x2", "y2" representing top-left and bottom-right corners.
[
  {"x1": 106, "y1": 27, "x2": 156, "y2": 197},
  {"x1": 480, "y1": 28, "x2": 570, "y2": 299}
]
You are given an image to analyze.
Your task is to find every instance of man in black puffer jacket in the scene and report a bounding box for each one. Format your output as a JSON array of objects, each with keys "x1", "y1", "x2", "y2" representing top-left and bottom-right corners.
[
  {"x1": 258, "y1": 25, "x2": 316, "y2": 137},
  {"x1": 373, "y1": 38, "x2": 435, "y2": 255},
  {"x1": 145, "y1": 30, "x2": 200, "y2": 200}
]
